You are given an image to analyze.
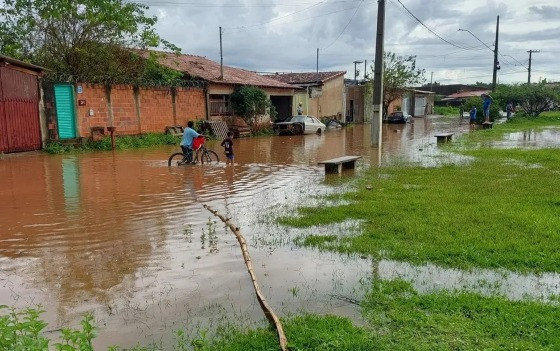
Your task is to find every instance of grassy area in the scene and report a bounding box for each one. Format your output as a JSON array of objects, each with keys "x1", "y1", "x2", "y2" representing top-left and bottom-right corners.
[
  {"x1": 44, "y1": 133, "x2": 181, "y2": 154},
  {"x1": 433, "y1": 106, "x2": 460, "y2": 117},
  {"x1": 6, "y1": 285, "x2": 560, "y2": 350},
  {"x1": 282, "y1": 114, "x2": 560, "y2": 273}
]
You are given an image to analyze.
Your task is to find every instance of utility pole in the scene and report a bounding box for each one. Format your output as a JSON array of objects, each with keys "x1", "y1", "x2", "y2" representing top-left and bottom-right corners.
[
  {"x1": 527, "y1": 50, "x2": 540, "y2": 84},
  {"x1": 316, "y1": 48, "x2": 319, "y2": 73},
  {"x1": 430, "y1": 71, "x2": 434, "y2": 92},
  {"x1": 219, "y1": 27, "x2": 224, "y2": 80},
  {"x1": 364, "y1": 60, "x2": 368, "y2": 78},
  {"x1": 372, "y1": 0, "x2": 385, "y2": 148},
  {"x1": 353, "y1": 60, "x2": 362, "y2": 83},
  {"x1": 491, "y1": 16, "x2": 499, "y2": 92}
]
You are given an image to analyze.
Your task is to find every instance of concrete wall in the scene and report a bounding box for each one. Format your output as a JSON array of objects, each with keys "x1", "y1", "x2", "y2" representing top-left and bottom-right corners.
[
  {"x1": 292, "y1": 75, "x2": 345, "y2": 119},
  {"x1": 45, "y1": 83, "x2": 206, "y2": 139}
]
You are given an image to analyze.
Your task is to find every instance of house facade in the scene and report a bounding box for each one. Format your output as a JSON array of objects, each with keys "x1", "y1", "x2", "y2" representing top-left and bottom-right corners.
[{"x1": 267, "y1": 71, "x2": 346, "y2": 120}]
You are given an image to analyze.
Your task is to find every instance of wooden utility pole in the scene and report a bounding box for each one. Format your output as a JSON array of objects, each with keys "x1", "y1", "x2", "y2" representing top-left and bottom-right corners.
[
  {"x1": 430, "y1": 72, "x2": 434, "y2": 92},
  {"x1": 491, "y1": 16, "x2": 499, "y2": 92},
  {"x1": 219, "y1": 27, "x2": 224, "y2": 80},
  {"x1": 372, "y1": 0, "x2": 385, "y2": 147},
  {"x1": 527, "y1": 50, "x2": 540, "y2": 84}
]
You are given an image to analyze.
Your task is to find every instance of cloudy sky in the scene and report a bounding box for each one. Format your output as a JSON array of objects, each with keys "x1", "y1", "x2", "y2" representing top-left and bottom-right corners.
[{"x1": 141, "y1": 0, "x2": 560, "y2": 84}]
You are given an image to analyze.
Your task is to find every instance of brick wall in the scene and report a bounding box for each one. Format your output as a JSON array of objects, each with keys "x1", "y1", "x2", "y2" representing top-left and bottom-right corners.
[{"x1": 69, "y1": 83, "x2": 205, "y2": 138}]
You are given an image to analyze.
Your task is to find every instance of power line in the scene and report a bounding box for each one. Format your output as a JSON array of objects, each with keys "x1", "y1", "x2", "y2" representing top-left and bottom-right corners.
[
  {"x1": 321, "y1": 0, "x2": 365, "y2": 50},
  {"x1": 394, "y1": 0, "x2": 473, "y2": 50}
]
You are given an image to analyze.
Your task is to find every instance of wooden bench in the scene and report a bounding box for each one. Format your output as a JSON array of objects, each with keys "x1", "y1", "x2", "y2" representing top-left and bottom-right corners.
[
  {"x1": 318, "y1": 156, "x2": 362, "y2": 174},
  {"x1": 482, "y1": 122, "x2": 494, "y2": 129},
  {"x1": 434, "y1": 133, "x2": 454, "y2": 143}
]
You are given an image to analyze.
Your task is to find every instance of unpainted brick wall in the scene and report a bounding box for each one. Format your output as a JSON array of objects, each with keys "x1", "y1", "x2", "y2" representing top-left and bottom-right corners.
[{"x1": 75, "y1": 83, "x2": 205, "y2": 138}]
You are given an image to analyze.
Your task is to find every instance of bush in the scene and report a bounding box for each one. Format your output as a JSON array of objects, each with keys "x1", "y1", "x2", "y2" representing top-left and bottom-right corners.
[
  {"x1": 433, "y1": 106, "x2": 460, "y2": 117},
  {"x1": 464, "y1": 96, "x2": 500, "y2": 123},
  {"x1": 494, "y1": 84, "x2": 559, "y2": 117},
  {"x1": 44, "y1": 133, "x2": 181, "y2": 154}
]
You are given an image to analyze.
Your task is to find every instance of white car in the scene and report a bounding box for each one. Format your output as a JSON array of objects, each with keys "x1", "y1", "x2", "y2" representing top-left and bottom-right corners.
[{"x1": 273, "y1": 115, "x2": 326, "y2": 135}]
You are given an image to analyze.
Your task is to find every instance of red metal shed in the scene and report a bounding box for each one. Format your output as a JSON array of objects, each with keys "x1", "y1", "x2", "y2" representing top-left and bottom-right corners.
[{"x1": 0, "y1": 55, "x2": 44, "y2": 153}]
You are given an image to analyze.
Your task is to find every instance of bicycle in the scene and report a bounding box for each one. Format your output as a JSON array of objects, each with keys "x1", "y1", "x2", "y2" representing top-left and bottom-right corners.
[{"x1": 168, "y1": 137, "x2": 219, "y2": 166}]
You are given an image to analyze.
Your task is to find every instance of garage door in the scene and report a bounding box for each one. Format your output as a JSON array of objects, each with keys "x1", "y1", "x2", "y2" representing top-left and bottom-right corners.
[
  {"x1": 0, "y1": 67, "x2": 42, "y2": 153},
  {"x1": 415, "y1": 96, "x2": 426, "y2": 116}
]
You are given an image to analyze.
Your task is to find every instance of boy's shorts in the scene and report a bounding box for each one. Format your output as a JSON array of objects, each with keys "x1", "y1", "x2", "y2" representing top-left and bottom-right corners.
[{"x1": 225, "y1": 152, "x2": 234, "y2": 160}]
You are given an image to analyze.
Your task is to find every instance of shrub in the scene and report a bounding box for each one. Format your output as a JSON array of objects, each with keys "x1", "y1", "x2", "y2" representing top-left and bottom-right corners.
[
  {"x1": 464, "y1": 96, "x2": 500, "y2": 123},
  {"x1": 494, "y1": 84, "x2": 559, "y2": 117}
]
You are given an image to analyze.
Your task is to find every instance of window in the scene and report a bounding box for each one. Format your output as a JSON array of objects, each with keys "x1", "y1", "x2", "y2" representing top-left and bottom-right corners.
[{"x1": 209, "y1": 94, "x2": 232, "y2": 116}]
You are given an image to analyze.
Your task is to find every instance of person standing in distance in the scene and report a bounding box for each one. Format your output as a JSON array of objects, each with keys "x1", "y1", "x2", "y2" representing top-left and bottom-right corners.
[
  {"x1": 180, "y1": 121, "x2": 200, "y2": 164},
  {"x1": 221, "y1": 131, "x2": 235, "y2": 165},
  {"x1": 482, "y1": 94, "x2": 493, "y2": 123}
]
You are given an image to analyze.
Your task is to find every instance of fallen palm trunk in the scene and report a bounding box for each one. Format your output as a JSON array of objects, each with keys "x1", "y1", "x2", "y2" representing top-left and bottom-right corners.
[{"x1": 203, "y1": 204, "x2": 288, "y2": 351}]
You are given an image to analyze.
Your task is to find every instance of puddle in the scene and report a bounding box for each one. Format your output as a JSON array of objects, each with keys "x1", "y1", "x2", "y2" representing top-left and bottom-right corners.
[
  {"x1": 0, "y1": 117, "x2": 550, "y2": 348},
  {"x1": 493, "y1": 128, "x2": 560, "y2": 149}
]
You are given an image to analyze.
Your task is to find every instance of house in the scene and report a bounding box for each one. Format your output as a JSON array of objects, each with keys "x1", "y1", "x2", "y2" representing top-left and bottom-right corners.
[
  {"x1": 345, "y1": 80, "x2": 373, "y2": 123},
  {"x1": 44, "y1": 51, "x2": 296, "y2": 141},
  {"x1": 0, "y1": 54, "x2": 46, "y2": 153},
  {"x1": 266, "y1": 71, "x2": 346, "y2": 120},
  {"x1": 152, "y1": 51, "x2": 296, "y2": 123}
]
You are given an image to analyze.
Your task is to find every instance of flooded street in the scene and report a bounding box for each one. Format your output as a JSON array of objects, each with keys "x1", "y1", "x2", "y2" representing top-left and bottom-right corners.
[{"x1": 1, "y1": 116, "x2": 558, "y2": 348}]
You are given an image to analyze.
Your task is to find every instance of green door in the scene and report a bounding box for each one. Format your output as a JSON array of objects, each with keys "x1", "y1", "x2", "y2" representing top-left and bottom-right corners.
[{"x1": 54, "y1": 85, "x2": 77, "y2": 139}]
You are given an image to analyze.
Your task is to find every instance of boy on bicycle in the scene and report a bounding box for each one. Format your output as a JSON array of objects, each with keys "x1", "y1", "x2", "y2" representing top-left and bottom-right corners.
[{"x1": 181, "y1": 121, "x2": 200, "y2": 164}]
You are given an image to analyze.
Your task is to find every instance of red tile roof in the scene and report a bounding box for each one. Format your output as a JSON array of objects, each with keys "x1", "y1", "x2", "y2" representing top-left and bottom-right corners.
[
  {"x1": 137, "y1": 50, "x2": 295, "y2": 89},
  {"x1": 266, "y1": 71, "x2": 346, "y2": 85},
  {"x1": 446, "y1": 90, "x2": 491, "y2": 99}
]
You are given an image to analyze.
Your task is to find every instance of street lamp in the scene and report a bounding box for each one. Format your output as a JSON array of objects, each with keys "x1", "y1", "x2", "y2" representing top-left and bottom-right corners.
[{"x1": 353, "y1": 60, "x2": 363, "y2": 83}]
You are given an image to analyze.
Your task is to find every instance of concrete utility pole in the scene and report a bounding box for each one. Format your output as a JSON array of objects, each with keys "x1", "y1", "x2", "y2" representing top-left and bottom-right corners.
[
  {"x1": 219, "y1": 27, "x2": 224, "y2": 80},
  {"x1": 353, "y1": 60, "x2": 363, "y2": 83},
  {"x1": 527, "y1": 50, "x2": 540, "y2": 84},
  {"x1": 430, "y1": 71, "x2": 434, "y2": 92},
  {"x1": 372, "y1": 0, "x2": 385, "y2": 148},
  {"x1": 491, "y1": 16, "x2": 499, "y2": 92},
  {"x1": 316, "y1": 48, "x2": 319, "y2": 73},
  {"x1": 364, "y1": 60, "x2": 368, "y2": 78}
]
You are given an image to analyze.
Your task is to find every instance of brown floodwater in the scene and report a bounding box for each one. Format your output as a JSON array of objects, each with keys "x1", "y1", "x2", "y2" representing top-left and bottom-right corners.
[{"x1": 1, "y1": 116, "x2": 556, "y2": 349}]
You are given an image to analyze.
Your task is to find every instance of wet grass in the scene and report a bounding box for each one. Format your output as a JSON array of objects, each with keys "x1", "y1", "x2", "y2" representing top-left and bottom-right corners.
[
  {"x1": 281, "y1": 114, "x2": 560, "y2": 273},
  {"x1": 44, "y1": 133, "x2": 181, "y2": 154}
]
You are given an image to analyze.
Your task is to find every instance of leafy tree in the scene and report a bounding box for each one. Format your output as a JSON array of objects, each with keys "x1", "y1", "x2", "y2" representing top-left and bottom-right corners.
[
  {"x1": 230, "y1": 86, "x2": 273, "y2": 132},
  {"x1": 374, "y1": 52, "x2": 425, "y2": 117},
  {"x1": 0, "y1": 0, "x2": 179, "y2": 81},
  {"x1": 494, "y1": 84, "x2": 559, "y2": 117}
]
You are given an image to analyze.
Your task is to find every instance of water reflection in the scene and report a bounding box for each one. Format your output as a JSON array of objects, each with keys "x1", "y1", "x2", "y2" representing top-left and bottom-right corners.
[{"x1": 0, "y1": 117, "x2": 519, "y2": 348}]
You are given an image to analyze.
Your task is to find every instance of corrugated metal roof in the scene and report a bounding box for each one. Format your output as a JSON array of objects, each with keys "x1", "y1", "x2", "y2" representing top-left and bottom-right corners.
[
  {"x1": 265, "y1": 71, "x2": 346, "y2": 85},
  {"x1": 136, "y1": 50, "x2": 295, "y2": 89}
]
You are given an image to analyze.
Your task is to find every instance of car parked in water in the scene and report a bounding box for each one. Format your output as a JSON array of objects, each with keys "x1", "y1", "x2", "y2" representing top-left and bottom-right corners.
[
  {"x1": 386, "y1": 111, "x2": 412, "y2": 124},
  {"x1": 273, "y1": 115, "x2": 326, "y2": 135}
]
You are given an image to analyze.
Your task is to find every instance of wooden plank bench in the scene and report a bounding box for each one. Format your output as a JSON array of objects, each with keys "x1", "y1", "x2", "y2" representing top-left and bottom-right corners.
[
  {"x1": 318, "y1": 156, "x2": 362, "y2": 174},
  {"x1": 482, "y1": 122, "x2": 494, "y2": 129},
  {"x1": 434, "y1": 133, "x2": 454, "y2": 143}
]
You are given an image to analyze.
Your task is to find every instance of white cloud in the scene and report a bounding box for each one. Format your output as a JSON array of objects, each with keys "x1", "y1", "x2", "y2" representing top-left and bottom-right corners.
[{"x1": 144, "y1": 0, "x2": 560, "y2": 84}]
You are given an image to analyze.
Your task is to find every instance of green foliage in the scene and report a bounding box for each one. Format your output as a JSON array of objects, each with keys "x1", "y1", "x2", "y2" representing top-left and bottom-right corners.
[
  {"x1": 54, "y1": 314, "x2": 96, "y2": 351},
  {"x1": 0, "y1": 0, "x2": 179, "y2": 81},
  {"x1": 433, "y1": 106, "x2": 460, "y2": 117},
  {"x1": 464, "y1": 96, "x2": 500, "y2": 123},
  {"x1": 230, "y1": 86, "x2": 272, "y2": 132},
  {"x1": 494, "y1": 84, "x2": 559, "y2": 117},
  {"x1": 376, "y1": 52, "x2": 425, "y2": 117},
  {"x1": 0, "y1": 306, "x2": 49, "y2": 350},
  {"x1": 44, "y1": 141, "x2": 73, "y2": 154}
]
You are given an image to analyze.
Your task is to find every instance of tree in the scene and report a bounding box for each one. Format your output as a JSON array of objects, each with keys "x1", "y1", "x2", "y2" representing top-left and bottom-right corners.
[
  {"x1": 494, "y1": 84, "x2": 559, "y2": 117},
  {"x1": 377, "y1": 52, "x2": 425, "y2": 117},
  {"x1": 0, "y1": 0, "x2": 179, "y2": 81},
  {"x1": 464, "y1": 96, "x2": 501, "y2": 123},
  {"x1": 230, "y1": 86, "x2": 273, "y2": 132}
]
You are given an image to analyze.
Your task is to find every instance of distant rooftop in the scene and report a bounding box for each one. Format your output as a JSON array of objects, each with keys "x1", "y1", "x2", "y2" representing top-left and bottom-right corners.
[
  {"x1": 135, "y1": 50, "x2": 295, "y2": 89},
  {"x1": 266, "y1": 71, "x2": 346, "y2": 85}
]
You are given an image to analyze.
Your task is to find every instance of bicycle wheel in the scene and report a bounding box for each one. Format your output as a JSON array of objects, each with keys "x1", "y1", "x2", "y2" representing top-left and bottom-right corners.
[
  {"x1": 200, "y1": 150, "x2": 219, "y2": 164},
  {"x1": 168, "y1": 152, "x2": 188, "y2": 166}
]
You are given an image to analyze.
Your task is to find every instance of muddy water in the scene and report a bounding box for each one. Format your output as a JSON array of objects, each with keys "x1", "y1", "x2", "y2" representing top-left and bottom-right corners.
[{"x1": 3, "y1": 116, "x2": 551, "y2": 349}]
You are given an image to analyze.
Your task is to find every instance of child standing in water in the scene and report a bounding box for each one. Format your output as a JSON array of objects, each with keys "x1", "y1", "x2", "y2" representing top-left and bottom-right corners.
[{"x1": 221, "y1": 131, "x2": 234, "y2": 165}]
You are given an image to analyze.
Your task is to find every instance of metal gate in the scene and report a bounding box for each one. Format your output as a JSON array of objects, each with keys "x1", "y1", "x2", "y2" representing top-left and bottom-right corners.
[
  {"x1": 54, "y1": 85, "x2": 77, "y2": 139},
  {"x1": 0, "y1": 66, "x2": 42, "y2": 153},
  {"x1": 414, "y1": 96, "x2": 427, "y2": 116}
]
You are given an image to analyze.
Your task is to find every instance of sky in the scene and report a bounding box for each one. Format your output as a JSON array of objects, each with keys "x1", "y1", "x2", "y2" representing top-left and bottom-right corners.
[{"x1": 140, "y1": 0, "x2": 560, "y2": 85}]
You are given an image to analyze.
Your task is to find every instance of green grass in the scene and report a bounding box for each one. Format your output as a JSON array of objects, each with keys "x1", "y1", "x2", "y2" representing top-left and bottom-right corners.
[
  {"x1": 281, "y1": 115, "x2": 560, "y2": 273},
  {"x1": 45, "y1": 133, "x2": 180, "y2": 154},
  {"x1": 434, "y1": 106, "x2": 460, "y2": 117}
]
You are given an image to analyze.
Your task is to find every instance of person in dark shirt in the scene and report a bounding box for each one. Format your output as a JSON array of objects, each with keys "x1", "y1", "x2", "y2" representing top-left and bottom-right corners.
[{"x1": 221, "y1": 131, "x2": 234, "y2": 165}]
